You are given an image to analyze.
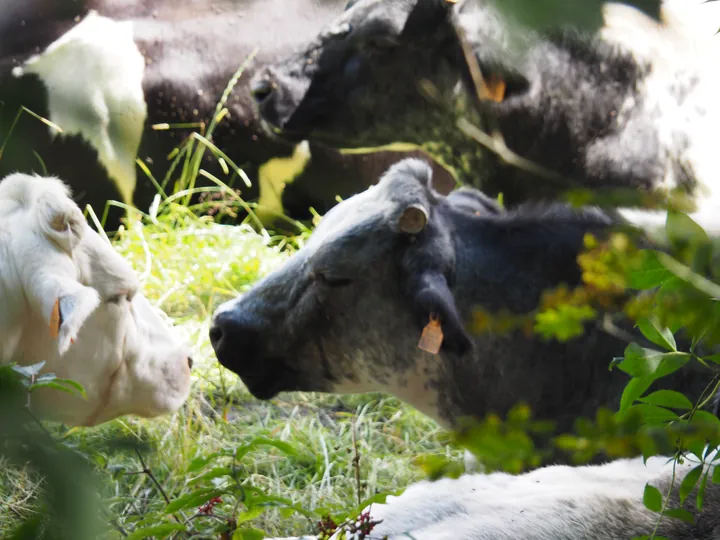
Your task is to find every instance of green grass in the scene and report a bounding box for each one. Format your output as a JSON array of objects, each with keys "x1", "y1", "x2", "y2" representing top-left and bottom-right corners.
[{"x1": 0, "y1": 200, "x2": 459, "y2": 539}]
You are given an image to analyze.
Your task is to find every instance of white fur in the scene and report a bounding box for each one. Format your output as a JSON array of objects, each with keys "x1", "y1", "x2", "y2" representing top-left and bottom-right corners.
[
  {"x1": 12, "y1": 11, "x2": 147, "y2": 206},
  {"x1": 277, "y1": 455, "x2": 702, "y2": 540},
  {"x1": 602, "y1": 0, "x2": 720, "y2": 236},
  {"x1": 0, "y1": 173, "x2": 191, "y2": 426}
]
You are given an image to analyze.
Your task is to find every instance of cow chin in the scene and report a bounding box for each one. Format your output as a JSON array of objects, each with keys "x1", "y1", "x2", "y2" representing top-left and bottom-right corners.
[{"x1": 223, "y1": 356, "x2": 310, "y2": 401}]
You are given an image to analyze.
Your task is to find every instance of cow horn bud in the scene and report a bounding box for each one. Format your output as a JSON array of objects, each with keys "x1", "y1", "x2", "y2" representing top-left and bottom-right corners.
[{"x1": 398, "y1": 204, "x2": 428, "y2": 234}]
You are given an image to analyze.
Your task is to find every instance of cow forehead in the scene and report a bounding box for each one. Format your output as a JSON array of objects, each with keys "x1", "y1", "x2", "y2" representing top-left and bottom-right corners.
[
  {"x1": 74, "y1": 225, "x2": 138, "y2": 293},
  {"x1": 306, "y1": 161, "x2": 434, "y2": 248}
]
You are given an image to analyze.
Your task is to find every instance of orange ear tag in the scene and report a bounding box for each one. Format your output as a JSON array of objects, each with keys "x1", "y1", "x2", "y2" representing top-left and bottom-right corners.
[
  {"x1": 49, "y1": 298, "x2": 61, "y2": 339},
  {"x1": 480, "y1": 73, "x2": 506, "y2": 103},
  {"x1": 418, "y1": 314, "x2": 444, "y2": 355}
]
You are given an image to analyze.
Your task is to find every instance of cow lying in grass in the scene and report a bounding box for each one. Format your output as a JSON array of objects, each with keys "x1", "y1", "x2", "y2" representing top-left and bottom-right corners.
[
  {"x1": 1, "y1": 0, "x2": 455, "y2": 230},
  {"x1": 251, "y1": 0, "x2": 720, "y2": 228},
  {"x1": 0, "y1": 173, "x2": 193, "y2": 426},
  {"x1": 276, "y1": 454, "x2": 719, "y2": 540},
  {"x1": 209, "y1": 158, "x2": 715, "y2": 433}
]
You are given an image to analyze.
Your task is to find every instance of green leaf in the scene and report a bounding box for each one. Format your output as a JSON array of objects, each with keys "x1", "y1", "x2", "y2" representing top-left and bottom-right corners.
[
  {"x1": 638, "y1": 390, "x2": 693, "y2": 410},
  {"x1": 679, "y1": 465, "x2": 704, "y2": 504},
  {"x1": 617, "y1": 344, "x2": 689, "y2": 380},
  {"x1": 191, "y1": 466, "x2": 234, "y2": 484},
  {"x1": 620, "y1": 376, "x2": 654, "y2": 412},
  {"x1": 697, "y1": 470, "x2": 709, "y2": 512},
  {"x1": 643, "y1": 483, "x2": 663, "y2": 512},
  {"x1": 712, "y1": 465, "x2": 720, "y2": 484},
  {"x1": 164, "y1": 488, "x2": 225, "y2": 514},
  {"x1": 624, "y1": 404, "x2": 679, "y2": 425},
  {"x1": 235, "y1": 506, "x2": 266, "y2": 525},
  {"x1": 187, "y1": 452, "x2": 222, "y2": 473},
  {"x1": 233, "y1": 437, "x2": 298, "y2": 463},
  {"x1": 232, "y1": 527, "x2": 266, "y2": 540},
  {"x1": 636, "y1": 318, "x2": 677, "y2": 351},
  {"x1": 664, "y1": 508, "x2": 695, "y2": 524},
  {"x1": 126, "y1": 523, "x2": 186, "y2": 540}
]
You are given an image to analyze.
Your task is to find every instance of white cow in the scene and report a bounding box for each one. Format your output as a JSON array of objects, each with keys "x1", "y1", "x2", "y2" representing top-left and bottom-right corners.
[
  {"x1": 281, "y1": 454, "x2": 717, "y2": 540},
  {"x1": 0, "y1": 172, "x2": 192, "y2": 426}
]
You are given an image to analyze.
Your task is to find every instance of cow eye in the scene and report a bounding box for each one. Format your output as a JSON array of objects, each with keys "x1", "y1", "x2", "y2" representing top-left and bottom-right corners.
[
  {"x1": 312, "y1": 271, "x2": 353, "y2": 287},
  {"x1": 108, "y1": 292, "x2": 133, "y2": 304},
  {"x1": 365, "y1": 35, "x2": 400, "y2": 50}
]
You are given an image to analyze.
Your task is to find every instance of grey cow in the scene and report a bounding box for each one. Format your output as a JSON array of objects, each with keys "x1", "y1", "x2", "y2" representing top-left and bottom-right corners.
[
  {"x1": 209, "y1": 158, "x2": 715, "y2": 434},
  {"x1": 251, "y1": 0, "x2": 720, "y2": 222}
]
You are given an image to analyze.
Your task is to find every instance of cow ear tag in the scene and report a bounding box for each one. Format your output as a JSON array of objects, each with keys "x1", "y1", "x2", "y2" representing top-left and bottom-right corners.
[
  {"x1": 49, "y1": 298, "x2": 61, "y2": 339},
  {"x1": 49, "y1": 296, "x2": 77, "y2": 344},
  {"x1": 418, "y1": 314, "x2": 444, "y2": 355},
  {"x1": 479, "y1": 72, "x2": 506, "y2": 103}
]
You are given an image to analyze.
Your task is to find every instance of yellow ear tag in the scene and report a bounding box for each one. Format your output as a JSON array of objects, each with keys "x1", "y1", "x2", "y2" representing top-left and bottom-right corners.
[
  {"x1": 480, "y1": 73, "x2": 506, "y2": 103},
  {"x1": 418, "y1": 314, "x2": 444, "y2": 355},
  {"x1": 50, "y1": 298, "x2": 61, "y2": 339}
]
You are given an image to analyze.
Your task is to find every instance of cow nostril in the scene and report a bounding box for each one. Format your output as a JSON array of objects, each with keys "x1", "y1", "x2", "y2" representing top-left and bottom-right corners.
[
  {"x1": 251, "y1": 78, "x2": 274, "y2": 104},
  {"x1": 187, "y1": 356, "x2": 194, "y2": 369},
  {"x1": 209, "y1": 325, "x2": 223, "y2": 348}
]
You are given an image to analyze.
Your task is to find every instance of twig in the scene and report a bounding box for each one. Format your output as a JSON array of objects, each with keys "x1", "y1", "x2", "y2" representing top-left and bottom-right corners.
[
  {"x1": 134, "y1": 448, "x2": 183, "y2": 524},
  {"x1": 107, "y1": 517, "x2": 129, "y2": 537},
  {"x1": 351, "y1": 417, "x2": 362, "y2": 508},
  {"x1": 5, "y1": 502, "x2": 23, "y2": 519}
]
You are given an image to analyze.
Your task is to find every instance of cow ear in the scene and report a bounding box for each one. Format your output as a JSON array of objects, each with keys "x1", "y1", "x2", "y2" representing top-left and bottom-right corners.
[
  {"x1": 25, "y1": 274, "x2": 101, "y2": 356},
  {"x1": 408, "y1": 270, "x2": 473, "y2": 355},
  {"x1": 37, "y1": 191, "x2": 86, "y2": 255},
  {"x1": 49, "y1": 286, "x2": 101, "y2": 355},
  {"x1": 401, "y1": 0, "x2": 454, "y2": 36}
]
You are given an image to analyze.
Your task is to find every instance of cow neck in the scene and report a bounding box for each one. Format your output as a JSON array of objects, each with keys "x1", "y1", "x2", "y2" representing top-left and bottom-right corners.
[{"x1": 82, "y1": 355, "x2": 125, "y2": 427}]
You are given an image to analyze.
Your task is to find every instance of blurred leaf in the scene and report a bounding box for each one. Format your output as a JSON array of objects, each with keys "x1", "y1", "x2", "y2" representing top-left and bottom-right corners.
[
  {"x1": 666, "y1": 211, "x2": 709, "y2": 251},
  {"x1": 232, "y1": 528, "x2": 266, "y2": 540},
  {"x1": 627, "y1": 250, "x2": 674, "y2": 289},
  {"x1": 126, "y1": 523, "x2": 187, "y2": 540},
  {"x1": 643, "y1": 483, "x2": 663, "y2": 512},
  {"x1": 638, "y1": 390, "x2": 692, "y2": 411},
  {"x1": 30, "y1": 378, "x2": 87, "y2": 399},
  {"x1": 11, "y1": 361, "x2": 46, "y2": 378}
]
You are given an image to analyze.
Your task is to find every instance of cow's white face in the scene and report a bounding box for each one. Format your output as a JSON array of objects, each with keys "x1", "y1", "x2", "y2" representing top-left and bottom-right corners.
[{"x1": 0, "y1": 173, "x2": 192, "y2": 426}]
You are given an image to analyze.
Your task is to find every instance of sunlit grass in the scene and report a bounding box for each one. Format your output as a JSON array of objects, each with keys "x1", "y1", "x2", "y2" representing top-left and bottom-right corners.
[{"x1": 0, "y1": 197, "x2": 456, "y2": 538}]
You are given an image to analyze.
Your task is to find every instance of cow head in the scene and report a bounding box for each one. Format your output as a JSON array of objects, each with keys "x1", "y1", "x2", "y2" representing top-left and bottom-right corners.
[
  {"x1": 210, "y1": 158, "x2": 507, "y2": 422},
  {"x1": 250, "y1": 0, "x2": 469, "y2": 148},
  {"x1": 0, "y1": 173, "x2": 193, "y2": 426}
]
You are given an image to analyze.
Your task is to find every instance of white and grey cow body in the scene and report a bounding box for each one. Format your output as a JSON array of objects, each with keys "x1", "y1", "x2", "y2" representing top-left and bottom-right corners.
[
  {"x1": 0, "y1": 0, "x2": 456, "y2": 230},
  {"x1": 280, "y1": 454, "x2": 720, "y2": 540},
  {"x1": 0, "y1": 172, "x2": 192, "y2": 426},
  {"x1": 210, "y1": 158, "x2": 716, "y2": 433},
  {"x1": 252, "y1": 0, "x2": 720, "y2": 233}
]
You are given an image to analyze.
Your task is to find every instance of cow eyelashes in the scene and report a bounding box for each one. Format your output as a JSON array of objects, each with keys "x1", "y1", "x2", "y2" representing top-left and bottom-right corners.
[
  {"x1": 310, "y1": 271, "x2": 353, "y2": 287},
  {"x1": 107, "y1": 291, "x2": 135, "y2": 304}
]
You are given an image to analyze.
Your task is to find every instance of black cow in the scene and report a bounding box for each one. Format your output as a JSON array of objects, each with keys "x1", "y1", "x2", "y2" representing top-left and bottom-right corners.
[
  {"x1": 209, "y1": 158, "x2": 715, "y2": 433},
  {"x1": 0, "y1": 0, "x2": 456, "y2": 230},
  {"x1": 250, "y1": 0, "x2": 720, "y2": 218}
]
